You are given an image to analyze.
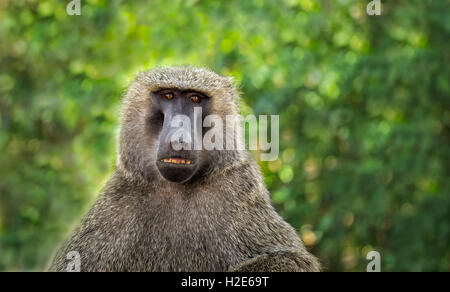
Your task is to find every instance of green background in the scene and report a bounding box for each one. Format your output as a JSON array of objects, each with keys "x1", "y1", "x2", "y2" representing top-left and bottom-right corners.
[{"x1": 0, "y1": 0, "x2": 449, "y2": 271}]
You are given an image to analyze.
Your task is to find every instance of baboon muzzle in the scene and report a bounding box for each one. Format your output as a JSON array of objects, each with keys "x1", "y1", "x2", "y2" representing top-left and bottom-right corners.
[{"x1": 156, "y1": 111, "x2": 200, "y2": 183}]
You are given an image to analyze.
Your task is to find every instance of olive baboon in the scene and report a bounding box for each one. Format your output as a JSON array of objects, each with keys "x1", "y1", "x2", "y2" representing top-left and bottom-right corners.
[{"x1": 49, "y1": 67, "x2": 320, "y2": 272}]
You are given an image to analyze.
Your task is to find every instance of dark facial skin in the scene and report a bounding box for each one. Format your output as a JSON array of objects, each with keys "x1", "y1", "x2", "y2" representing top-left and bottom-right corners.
[{"x1": 150, "y1": 89, "x2": 211, "y2": 183}]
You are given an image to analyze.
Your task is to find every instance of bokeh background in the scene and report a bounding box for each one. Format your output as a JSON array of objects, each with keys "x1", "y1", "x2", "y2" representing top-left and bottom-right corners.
[{"x1": 0, "y1": 0, "x2": 449, "y2": 272}]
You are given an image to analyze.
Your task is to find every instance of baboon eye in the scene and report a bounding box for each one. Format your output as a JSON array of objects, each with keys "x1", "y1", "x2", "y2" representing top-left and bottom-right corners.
[
  {"x1": 190, "y1": 95, "x2": 200, "y2": 103},
  {"x1": 164, "y1": 93, "x2": 174, "y2": 100}
]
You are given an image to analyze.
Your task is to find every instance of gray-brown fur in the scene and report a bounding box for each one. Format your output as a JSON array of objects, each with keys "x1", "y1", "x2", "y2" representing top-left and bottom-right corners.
[{"x1": 49, "y1": 66, "x2": 320, "y2": 272}]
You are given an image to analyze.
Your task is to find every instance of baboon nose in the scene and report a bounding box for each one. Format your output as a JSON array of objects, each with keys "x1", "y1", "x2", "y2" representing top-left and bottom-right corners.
[
  {"x1": 170, "y1": 136, "x2": 191, "y2": 151},
  {"x1": 166, "y1": 129, "x2": 193, "y2": 151}
]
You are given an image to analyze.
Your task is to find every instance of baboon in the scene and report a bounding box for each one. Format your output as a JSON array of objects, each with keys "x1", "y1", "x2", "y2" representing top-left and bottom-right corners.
[{"x1": 49, "y1": 67, "x2": 320, "y2": 272}]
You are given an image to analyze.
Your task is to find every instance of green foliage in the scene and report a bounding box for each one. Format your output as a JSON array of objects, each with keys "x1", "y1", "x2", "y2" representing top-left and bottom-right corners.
[{"x1": 0, "y1": 0, "x2": 449, "y2": 271}]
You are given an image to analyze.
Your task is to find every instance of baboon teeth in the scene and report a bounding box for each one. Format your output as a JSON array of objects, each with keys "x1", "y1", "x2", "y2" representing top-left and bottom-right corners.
[{"x1": 161, "y1": 158, "x2": 193, "y2": 165}]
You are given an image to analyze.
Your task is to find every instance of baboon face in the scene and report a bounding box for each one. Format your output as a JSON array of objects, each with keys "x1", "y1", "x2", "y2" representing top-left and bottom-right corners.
[
  {"x1": 149, "y1": 88, "x2": 211, "y2": 183},
  {"x1": 119, "y1": 67, "x2": 240, "y2": 183}
]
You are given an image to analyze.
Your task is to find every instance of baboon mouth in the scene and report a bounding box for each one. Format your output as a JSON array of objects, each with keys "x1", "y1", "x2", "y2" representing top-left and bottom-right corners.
[
  {"x1": 156, "y1": 157, "x2": 198, "y2": 183},
  {"x1": 160, "y1": 158, "x2": 194, "y2": 165}
]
